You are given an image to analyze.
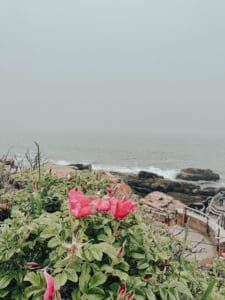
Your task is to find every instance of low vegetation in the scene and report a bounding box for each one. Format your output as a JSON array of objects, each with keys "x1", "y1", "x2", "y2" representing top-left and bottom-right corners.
[{"x1": 0, "y1": 162, "x2": 225, "y2": 299}]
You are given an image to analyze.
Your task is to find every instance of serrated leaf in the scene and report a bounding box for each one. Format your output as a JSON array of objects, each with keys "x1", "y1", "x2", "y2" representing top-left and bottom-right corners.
[
  {"x1": 88, "y1": 287, "x2": 105, "y2": 296},
  {"x1": 84, "y1": 249, "x2": 95, "y2": 262},
  {"x1": 0, "y1": 274, "x2": 14, "y2": 289},
  {"x1": 101, "y1": 265, "x2": 113, "y2": 273},
  {"x1": 104, "y1": 226, "x2": 112, "y2": 237},
  {"x1": 65, "y1": 269, "x2": 78, "y2": 283},
  {"x1": 0, "y1": 290, "x2": 8, "y2": 297},
  {"x1": 146, "y1": 286, "x2": 156, "y2": 300},
  {"x1": 91, "y1": 247, "x2": 103, "y2": 261},
  {"x1": 79, "y1": 263, "x2": 91, "y2": 293},
  {"x1": 137, "y1": 261, "x2": 149, "y2": 270},
  {"x1": 174, "y1": 282, "x2": 193, "y2": 299},
  {"x1": 115, "y1": 261, "x2": 129, "y2": 272},
  {"x1": 89, "y1": 272, "x2": 107, "y2": 288},
  {"x1": 100, "y1": 243, "x2": 117, "y2": 259},
  {"x1": 131, "y1": 253, "x2": 146, "y2": 260},
  {"x1": 72, "y1": 289, "x2": 80, "y2": 300},
  {"x1": 97, "y1": 234, "x2": 112, "y2": 243},
  {"x1": 24, "y1": 285, "x2": 43, "y2": 298},
  {"x1": 55, "y1": 272, "x2": 67, "y2": 290},
  {"x1": 48, "y1": 237, "x2": 61, "y2": 248},
  {"x1": 159, "y1": 287, "x2": 168, "y2": 300},
  {"x1": 24, "y1": 272, "x2": 42, "y2": 286},
  {"x1": 168, "y1": 287, "x2": 179, "y2": 300},
  {"x1": 112, "y1": 269, "x2": 128, "y2": 281}
]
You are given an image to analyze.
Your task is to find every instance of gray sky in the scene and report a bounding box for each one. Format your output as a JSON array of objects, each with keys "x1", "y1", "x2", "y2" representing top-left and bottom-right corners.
[{"x1": 0, "y1": 0, "x2": 225, "y2": 137}]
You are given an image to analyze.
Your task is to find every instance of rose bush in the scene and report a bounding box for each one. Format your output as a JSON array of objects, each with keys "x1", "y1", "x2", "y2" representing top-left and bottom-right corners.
[{"x1": 0, "y1": 167, "x2": 225, "y2": 299}]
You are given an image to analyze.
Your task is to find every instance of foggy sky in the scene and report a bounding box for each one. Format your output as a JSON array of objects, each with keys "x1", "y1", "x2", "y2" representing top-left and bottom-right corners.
[{"x1": 0, "y1": 0, "x2": 225, "y2": 137}]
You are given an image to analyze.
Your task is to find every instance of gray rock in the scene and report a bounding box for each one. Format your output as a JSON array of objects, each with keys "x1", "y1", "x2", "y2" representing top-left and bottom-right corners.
[
  {"x1": 176, "y1": 168, "x2": 220, "y2": 182},
  {"x1": 138, "y1": 170, "x2": 163, "y2": 179},
  {"x1": 69, "y1": 163, "x2": 92, "y2": 171}
]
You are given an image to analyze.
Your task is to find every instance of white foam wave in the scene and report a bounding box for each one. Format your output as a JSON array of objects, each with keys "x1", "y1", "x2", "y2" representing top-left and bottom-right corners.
[
  {"x1": 55, "y1": 160, "x2": 73, "y2": 166},
  {"x1": 93, "y1": 164, "x2": 179, "y2": 180},
  {"x1": 92, "y1": 164, "x2": 140, "y2": 174},
  {"x1": 54, "y1": 160, "x2": 179, "y2": 180},
  {"x1": 145, "y1": 166, "x2": 179, "y2": 180}
]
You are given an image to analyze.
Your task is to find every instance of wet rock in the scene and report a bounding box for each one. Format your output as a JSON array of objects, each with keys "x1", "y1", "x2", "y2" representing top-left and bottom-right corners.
[
  {"x1": 167, "y1": 192, "x2": 204, "y2": 205},
  {"x1": 176, "y1": 168, "x2": 220, "y2": 182},
  {"x1": 69, "y1": 163, "x2": 92, "y2": 171},
  {"x1": 138, "y1": 171, "x2": 163, "y2": 180},
  {"x1": 124, "y1": 175, "x2": 200, "y2": 197}
]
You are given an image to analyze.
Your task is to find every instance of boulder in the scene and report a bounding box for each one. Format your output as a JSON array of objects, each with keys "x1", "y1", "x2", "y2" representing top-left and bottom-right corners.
[
  {"x1": 124, "y1": 175, "x2": 200, "y2": 197},
  {"x1": 140, "y1": 192, "x2": 184, "y2": 212},
  {"x1": 176, "y1": 168, "x2": 220, "y2": 182},
  {"x1": 112, "y1": 182, "x2": 133, "y2": 198},
  {"x1": 167, "y1": 192, "x2": 204, "y2": 205},
  {"x1": 138, "y1": 170, "x2": 163, "y2": 180},
  {"x1": 108, "y1": 170, "x2": 220, "y2": 206},
  {"x1": 69, "y1": 163, "x2": 92, "y2": 171}
]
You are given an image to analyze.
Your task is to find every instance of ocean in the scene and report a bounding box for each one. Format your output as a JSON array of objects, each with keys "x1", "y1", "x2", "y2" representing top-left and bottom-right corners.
[{"x1": 1, "y1": 130, "x2": 225, "y2": 186}]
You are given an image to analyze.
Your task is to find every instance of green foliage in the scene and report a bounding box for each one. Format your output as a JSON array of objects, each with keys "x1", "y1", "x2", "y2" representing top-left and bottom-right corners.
[{"x1": 0, "y1": 167, "x2": 225, "y2": 299}]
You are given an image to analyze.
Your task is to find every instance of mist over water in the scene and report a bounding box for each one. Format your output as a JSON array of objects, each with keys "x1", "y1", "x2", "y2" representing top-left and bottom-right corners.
[{"x1": 1, "y1": 130, "x2": 225, "y2": 185}]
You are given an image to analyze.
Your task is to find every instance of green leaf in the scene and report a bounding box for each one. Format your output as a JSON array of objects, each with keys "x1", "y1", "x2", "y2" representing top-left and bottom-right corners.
[
  {"x1": 47, "y1": 237, "x2": 61, "y2": 248},
  {"x1": 71, "y1": 289, "x2": 80, "y2": 300},
  {"x1": 100, "y1": 243, "x2": 117, "y2": 259},
  {"x1": 0, "y1": 274, "x2": 14, "y2": 289},
  {"x1": 65, "y1": 269, "x2": 78, "y2": 283},
  {"x1": 131, "y1": 253, "x2": 146, "y2": 260},
  {"x1": 0, "y1": 290, "x2": 8, "y2": 298},
  {"x1": 101, "y1": 265, "x2": 113, "y2": 273},
  {"x1": 79, "y1": 263, "x2": 91, "y2": 293},
  {"x1": 201, "y1": 279, "x2": 216, "y2": 300},
  {"x1": 24, "y1": 285, "x2": 43, "y2": 298},
  {"x1": 112, "y1": 269, "x2": 128, "y2": 281},
  {"x1": 159, "y1": 287, "x2": 168, "y2": 300},
  {"x1": 90, "y1": 246, "x2": 103, "y2": 261},
  {"x1": 168, "y1": 287, "x2": 179, "y2": 300},
  {"x1": 104, "y1": 226, "x2": 112, "y2": 237},
  {"x1": 89, "y1": 272, "x2": 107, "y2": 288},
  {"x1": 146, "y1": 286, "x2": 156, "y2": 300},
  {"x1": 137, "y1": 261, "x2": 149, "y2": 270},
  {"x1": 115, "y1": 261, "x2": 129, "y2": 272},
  {"x1": 174, "y1": 282, "x2": 193, "y2": 299},
  {"x1": 40, "y1": 229, "x2": 57, "y2": 239},
  {"x1": 88, "y1": 287, "x2": 105, "y2": 297},
  {"x1": 84, "y1": 249, "x2": 95, "y2": 262},
  {"x1": 24, "y1": 272, "x2": 43, "y2": 287},
  {"x1": 55, "y1": 272, "x2": 67, "y2": 290}
]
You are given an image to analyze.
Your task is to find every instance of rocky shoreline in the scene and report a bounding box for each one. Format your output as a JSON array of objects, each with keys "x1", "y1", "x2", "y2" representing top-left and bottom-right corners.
[
  {"x1": 43, "y1": 162, "x2": 225, "y2": 211},
  {"x1": 1, "y1": 159, "x2": 224, "y2": 213}
]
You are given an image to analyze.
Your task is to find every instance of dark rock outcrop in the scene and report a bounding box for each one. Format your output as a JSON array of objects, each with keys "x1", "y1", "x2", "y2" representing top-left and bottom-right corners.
[
  {"x1": 125, "y1": 175, "x2": 200, "y2": 197},
  {"x1": 69, "y1": 163, "x2": 92, "y2": 171},
  {"x1": 176, "y1": 168, "x2": 220, "y2": 182},
  {"x1": 138, "y1": 170, "x2": 163, "y2": 180},
  {"x1": 109, "y1": 171, "x2": 220, "y2": 205}
]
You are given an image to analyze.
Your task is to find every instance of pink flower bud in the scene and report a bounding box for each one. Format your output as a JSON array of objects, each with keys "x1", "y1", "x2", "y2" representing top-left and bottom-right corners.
[
  {"x1": 107, "y1": 188, "x2": 113, "y2": 194},
  {"x1": 125, "y1": 291, "x2": 134, "y2": 300},
  {"x1": 26, "y1": 262, "x2": 41, "y2": 269},
  {"x1": 118, "y1": 284, "x2": 126, "y2": 296},
  {"x1": 44, "y1": 270, "x2": 55, "y2": 300}
]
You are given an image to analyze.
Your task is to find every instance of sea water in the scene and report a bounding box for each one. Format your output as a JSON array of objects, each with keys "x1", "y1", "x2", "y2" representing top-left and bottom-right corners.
[{"x1": 1, "y1": 130, "x2": 225, "y2": 186}]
